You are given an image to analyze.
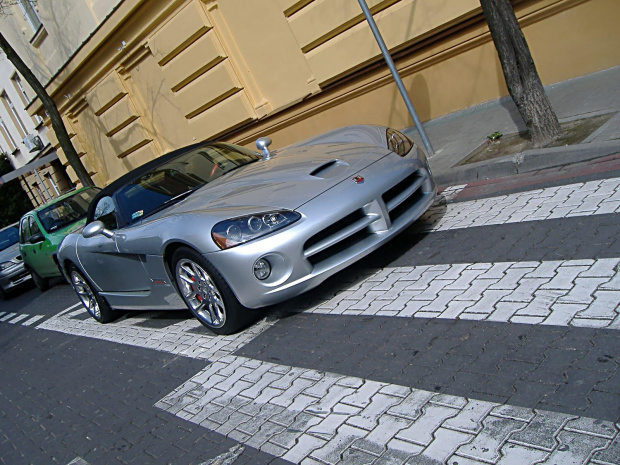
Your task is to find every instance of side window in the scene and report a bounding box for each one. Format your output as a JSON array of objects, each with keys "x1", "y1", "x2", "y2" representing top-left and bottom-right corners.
[
  {"x1": 28, "y1": 216, "x2": 41, "y2": 238},
  {"x1": 19, "y1": 217, "x2": 30, "y2": 244},
  {"x1": 93, "y1": 196, "x2": 118, "y2": 230}
]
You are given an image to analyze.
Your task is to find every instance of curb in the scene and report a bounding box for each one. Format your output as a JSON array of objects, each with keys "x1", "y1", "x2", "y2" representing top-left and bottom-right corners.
[{"x1": 433, "y1": 140, "x2": 620, "y2": 187}]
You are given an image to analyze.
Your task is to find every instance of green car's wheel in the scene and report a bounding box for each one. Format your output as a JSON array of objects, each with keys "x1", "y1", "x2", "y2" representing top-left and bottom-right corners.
[
  {"x1": 31, "y1": 269, "x2": 50, "y2": 292},
  {"x1": 68, "y1": 265, "x2": 115, "y2": 323}
]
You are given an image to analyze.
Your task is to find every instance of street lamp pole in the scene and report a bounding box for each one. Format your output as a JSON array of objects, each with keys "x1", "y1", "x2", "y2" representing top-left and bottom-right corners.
[{"x1": 357, "y1": 0, "x2": 434, "y2": 156}]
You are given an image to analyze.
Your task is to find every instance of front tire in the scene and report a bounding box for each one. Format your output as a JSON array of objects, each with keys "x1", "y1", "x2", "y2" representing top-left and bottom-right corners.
[
  {"x1": 68, "y1": 265, "x2": 115, "y2": 323},
  {"x1": 172, "y1": 247, "x2": 249, "y2": 335}
]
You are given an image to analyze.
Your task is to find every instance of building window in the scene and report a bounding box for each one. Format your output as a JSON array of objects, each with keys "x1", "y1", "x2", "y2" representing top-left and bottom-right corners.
[
  {"x1": 0, "y1": 116, "x2": 18, "y2": 151},
  {"x1": 11, "y1": 74, "x2": 42, "y2": 125},
  {"x1": 1, "y1": 91, "x2": 28, "y2": 138},
  {"x1": 17, "y1": 0, "x2": 42, "y2": 34}
]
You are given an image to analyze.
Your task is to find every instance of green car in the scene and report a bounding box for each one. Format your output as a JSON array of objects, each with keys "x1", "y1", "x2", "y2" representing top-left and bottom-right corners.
[{"x1": 18, "y1": 187, "x2": 100, "y2": 291}]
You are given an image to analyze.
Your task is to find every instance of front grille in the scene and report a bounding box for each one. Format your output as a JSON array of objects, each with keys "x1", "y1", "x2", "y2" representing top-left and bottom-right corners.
[
  {"x1": 304, "y1": 209, "x2": 373, "y2": 266},
  {"x1": 382, "y1": 172, "x2": 425, "y2": 223},
  {"x1": 304, "y1": 169, "x2": 430, "y2": 268}
]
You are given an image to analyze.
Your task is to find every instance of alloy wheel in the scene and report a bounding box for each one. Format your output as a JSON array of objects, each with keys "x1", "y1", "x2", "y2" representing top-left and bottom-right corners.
[
  {"x1": 176, "y1": 259, "x2": 226, "y2": 328},
  {"x1": 71, "y1": 270, "x2": 101, "y2": 320}
]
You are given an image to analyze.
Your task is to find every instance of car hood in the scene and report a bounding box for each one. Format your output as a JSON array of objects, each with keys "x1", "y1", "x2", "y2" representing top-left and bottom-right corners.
[
  {"x1": 48, "y1": 218, "x2": 87, "y2": 238},
  {"x1": 0, "y1": 242, "x2": 21, "y2": 262},
  {"x1": 165, "y1": 142, "x2": 389, "y2": 215}
]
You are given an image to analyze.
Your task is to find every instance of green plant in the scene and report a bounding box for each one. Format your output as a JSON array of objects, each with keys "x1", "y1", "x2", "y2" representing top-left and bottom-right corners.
[{"x1": 487, "y1": 131, "x2": 503, "y2": 141}]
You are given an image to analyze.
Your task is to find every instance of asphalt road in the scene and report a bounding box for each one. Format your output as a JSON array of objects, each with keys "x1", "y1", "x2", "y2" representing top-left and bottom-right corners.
[{"x1": 1, "y1": 155, "x2": 620, "y2": 465}]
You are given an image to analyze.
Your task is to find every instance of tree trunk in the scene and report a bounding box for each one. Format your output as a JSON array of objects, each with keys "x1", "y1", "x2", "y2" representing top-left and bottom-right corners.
[
  {"x1": 0, "y1": 32, "x2": 94, "y2": 187},
  {"x1": 480, "y1": 0, "x2": 562, "y2": 147}
]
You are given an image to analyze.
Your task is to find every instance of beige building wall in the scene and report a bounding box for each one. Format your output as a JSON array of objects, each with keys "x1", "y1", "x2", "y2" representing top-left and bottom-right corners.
[{"x1": 15, "y1": 0, "x2": 620, "y2": 188}]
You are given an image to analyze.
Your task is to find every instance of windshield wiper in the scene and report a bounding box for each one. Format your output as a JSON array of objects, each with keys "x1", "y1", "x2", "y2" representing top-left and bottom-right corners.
[{"x1": 141, "y1": 189, "x2": 198, "y2": 220}]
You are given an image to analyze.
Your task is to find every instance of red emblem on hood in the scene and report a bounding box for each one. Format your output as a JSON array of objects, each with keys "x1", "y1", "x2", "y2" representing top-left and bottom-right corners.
[{"x1": 352, "y1": 175, "x2": 365, "y2": 184}]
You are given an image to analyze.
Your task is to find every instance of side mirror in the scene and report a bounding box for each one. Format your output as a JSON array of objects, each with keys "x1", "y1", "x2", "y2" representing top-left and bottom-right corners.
[
  {"x1": 82, "y1": 220, "x2": 114, "y2": 239},
  {"x1": 29, "y1": 232, "x2": 44, "y2": 244}
]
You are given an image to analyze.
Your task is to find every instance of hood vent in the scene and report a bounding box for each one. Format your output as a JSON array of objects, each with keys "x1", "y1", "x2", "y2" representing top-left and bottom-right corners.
[{"x1": 309, "y1": 159, "x2": 349, "y2": 179}]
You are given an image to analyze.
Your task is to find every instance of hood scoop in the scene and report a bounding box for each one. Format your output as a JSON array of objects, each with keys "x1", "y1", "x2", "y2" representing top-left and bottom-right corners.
[{"x1": 310, "y1": 159, "x2": 349, "y2": 179}]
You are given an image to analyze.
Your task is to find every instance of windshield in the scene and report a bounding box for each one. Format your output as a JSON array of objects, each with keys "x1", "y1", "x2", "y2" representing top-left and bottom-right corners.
[
  {"x1": 0, "y1": 226, "x2": 19, "y2": 252},
  {"x1": 116, "y1": 142, "x2": 260, "y2": 225},
  {"x1": 37, "y1": 188, "x2": 100, "y2": 233}
]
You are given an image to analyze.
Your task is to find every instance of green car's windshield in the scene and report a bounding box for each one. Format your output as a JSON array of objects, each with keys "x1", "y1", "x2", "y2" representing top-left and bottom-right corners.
[
  {"x1": 116, "y1": 143, "x2": 260, "y2": 225},
  {"x1": 37, "y1": 188, "x2": 100, "y2": 233},
  {"x1": 0, "y1": 226, "x2": 19, "y2": 251}
]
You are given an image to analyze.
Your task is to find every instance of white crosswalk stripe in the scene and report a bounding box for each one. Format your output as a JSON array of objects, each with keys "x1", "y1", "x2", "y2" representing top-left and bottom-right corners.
[
  {"x1": 8, "y1": 314, "x2": 29, "y2": 324},
  {"x1": 38, "y1": 310, "x2": 274, "y2": 361},
  {"x1": 1, "y1": 312, "x2": 17, "y2": 322},
  {"x1": 419, "y1": 177, "x2": 620, "y2": 232},
  {"x1": 22, "y1": 315, "x2": 45, "y2": 326},
  {"x1": 297, "y1": 258, "x2": 620, "y2": 329},
  {"x1": 156, "y1": 355, "x2": 619, "y2": 465}
]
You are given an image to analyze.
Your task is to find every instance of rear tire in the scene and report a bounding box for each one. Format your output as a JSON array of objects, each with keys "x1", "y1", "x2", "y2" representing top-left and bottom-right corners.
[
  {"x1": 68, "y1": 264, "x2": 115, "y2": 323},
  {"x1": 172, "y1": 247, "x2": 250, "y2": 335},
  {"x1": 31, "y1": 269, "x2": 50, "y2": 292}
]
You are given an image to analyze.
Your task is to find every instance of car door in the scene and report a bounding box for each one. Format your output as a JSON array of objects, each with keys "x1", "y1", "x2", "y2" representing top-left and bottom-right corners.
[
  {"x1": 20, "y1": 215, "x2": 57, "y2": 277},
  {"x1": 29, "y1": 215, "x2": 58, "y2": 277},
  {"x1": 18, "y1": 216, "x2": 33, "y2": 268},
  {"x1": 76, "y1": 195, "x2": 152, "y2": 293}
]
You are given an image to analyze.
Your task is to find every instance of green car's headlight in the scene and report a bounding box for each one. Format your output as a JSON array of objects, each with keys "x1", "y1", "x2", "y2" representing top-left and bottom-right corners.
[
  {"x1": 212, "y1": 211, "x2": 301, "y2": 250},
  {"x1": 386, "y1": 128, "x2": 414, "y2": 157}
]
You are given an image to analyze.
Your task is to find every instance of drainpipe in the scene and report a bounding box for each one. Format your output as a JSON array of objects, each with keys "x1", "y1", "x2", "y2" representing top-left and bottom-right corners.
[
  {"x1": 45, "y1": 172, "x2": 60, "y2": 196},
  {"x1": 357, "y1": 0, "x2": 434, "y2": 156},
  {"x1": 33, "y1": 167, "x2": 51, "y2": 201}
]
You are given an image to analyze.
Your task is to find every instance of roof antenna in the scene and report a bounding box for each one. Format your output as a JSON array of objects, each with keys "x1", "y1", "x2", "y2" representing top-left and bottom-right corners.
[{"x1": 255, "y1": 137, "x2": 272, "y2": 160}]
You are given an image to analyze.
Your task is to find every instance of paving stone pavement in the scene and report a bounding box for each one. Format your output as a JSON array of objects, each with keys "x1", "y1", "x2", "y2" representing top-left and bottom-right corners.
[
  {"x1": 157, "y1": 355, "x2": 619, "y2": 465},
  {"x1": 284, "y1": 258, "x2": 620, "y2": 328},
  {"x1": 418, "y1": 176, "x2": 620, "y2": 232},
  {"x1": 3, "y1": 167, "x2": 620, "y2": 464}
]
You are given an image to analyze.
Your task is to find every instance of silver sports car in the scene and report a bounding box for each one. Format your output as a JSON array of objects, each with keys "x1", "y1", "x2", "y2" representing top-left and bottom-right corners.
[{"x1": 58, "y1": 125, "x2": 436, "y2": 334}]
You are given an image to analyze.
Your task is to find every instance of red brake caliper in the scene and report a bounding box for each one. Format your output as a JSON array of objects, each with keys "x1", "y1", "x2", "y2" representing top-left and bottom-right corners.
[{"x1": 191, "y1": 276, "x2": 202, "y2": 302}]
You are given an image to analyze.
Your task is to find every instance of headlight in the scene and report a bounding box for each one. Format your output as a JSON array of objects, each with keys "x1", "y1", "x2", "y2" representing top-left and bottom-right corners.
[
  {"x1": 212, "y1": 211, "x2": 301, "y2": 250},
  {"x1": 0, "y1": 261, "x2": 16, "y2": 272},
  {"x1": 386, "y1": 128, "x2": 413, "y2": 157}
]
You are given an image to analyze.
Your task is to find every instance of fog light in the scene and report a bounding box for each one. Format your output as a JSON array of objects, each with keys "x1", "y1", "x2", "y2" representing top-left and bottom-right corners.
[{"x1": 253, "y1": 258, "x2": 271, "y2": 280}]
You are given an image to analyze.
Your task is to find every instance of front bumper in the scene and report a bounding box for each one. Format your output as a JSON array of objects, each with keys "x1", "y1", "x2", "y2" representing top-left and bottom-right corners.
[
  {"x1": 205, "y1": 152, "x2": 436, "y2": 309},
  {"x1": 0, "y1": 262, "x2": 31, "y2": 293}
]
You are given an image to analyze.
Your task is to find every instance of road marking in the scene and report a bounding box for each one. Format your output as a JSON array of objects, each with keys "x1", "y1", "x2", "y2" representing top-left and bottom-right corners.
[
  {"x1": 8, "y1": 314, "x2": 28, "y2": 324},
  {"x1": 57, "y1": 302, "x2": 83, "y2": 317},
  {"x1": 156, "y1": 354, "x2": 618, "y2": 465},
  {"x1": 37, "y1": 312, "x2": 275, "y2": 361},
  {"x1": 419, "y1": 177, "x2": 620, "y2": 232},
  {"x1": 199, "y1": 444, "x2": 244, "y2": 465},
  {"x1": 22, "y1": 315, "x2": 44, "y2": 326},
  {"x1": 1, "y1": 312, "x2": 17, "y2": 322},
  {"x1": 294, "y1": 258, "x2": 620, "y2": 329}
]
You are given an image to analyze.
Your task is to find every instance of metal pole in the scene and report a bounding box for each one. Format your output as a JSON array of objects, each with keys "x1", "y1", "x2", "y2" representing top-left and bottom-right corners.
[{"x1": 357, "y1": 0, "x2": 434, "y2": 156}]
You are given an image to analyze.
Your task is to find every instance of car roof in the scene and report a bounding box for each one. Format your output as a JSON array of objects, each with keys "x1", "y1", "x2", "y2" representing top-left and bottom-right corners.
[
  {"x1": 31, "y1": 186, "x2": 99, "y2": 213},
  {"x1": 86, "y1": 140, "x2": 208, "y2": 223}
]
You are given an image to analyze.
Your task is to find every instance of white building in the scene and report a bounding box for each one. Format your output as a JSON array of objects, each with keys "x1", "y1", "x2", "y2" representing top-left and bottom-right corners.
[{"x1": 0, "y1": 0, "x2": 119, "y2": 205}]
